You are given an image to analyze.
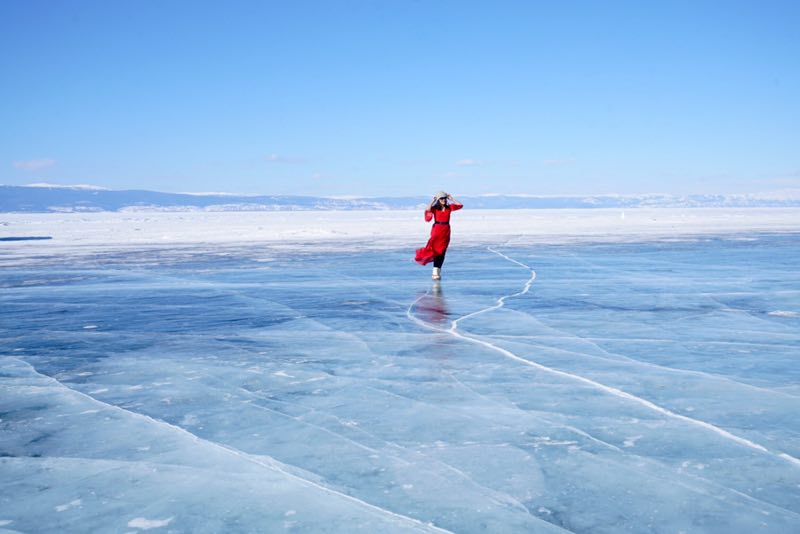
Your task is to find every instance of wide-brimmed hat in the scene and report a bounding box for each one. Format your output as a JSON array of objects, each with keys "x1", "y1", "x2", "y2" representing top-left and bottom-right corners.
[{"x1": 434, "y1": 191, "x2": 448, "y2": 199}]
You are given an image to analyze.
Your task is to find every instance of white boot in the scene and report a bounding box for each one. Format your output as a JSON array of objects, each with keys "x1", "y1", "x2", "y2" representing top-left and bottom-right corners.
[{"x1": 432, "y1": 267, "x2": 441, "y2": 280}]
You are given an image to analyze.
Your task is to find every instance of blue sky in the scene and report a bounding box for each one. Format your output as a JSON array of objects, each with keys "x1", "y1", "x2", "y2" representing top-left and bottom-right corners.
[{"x1": 2, "y1": 0, "x2": 798, "y2": 197}]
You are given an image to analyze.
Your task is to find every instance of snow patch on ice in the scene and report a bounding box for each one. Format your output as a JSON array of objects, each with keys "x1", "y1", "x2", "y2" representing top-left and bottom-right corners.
[
  {"x1": 55, "y1": 499, "x2": 82, "y2": 512},
  {"x1": 180, "y1": 414, "x2": 199, "y2": 426},
  {"x1": 127, "y1": 517, "x2": 174, "y2": 530},
  {"x1": 273, "y1": 371, "x2": 294, "y2": 378},
  {"x1": 768, "y1": 310, "x2": 799, "y2": 317},
  {"x1": 530, "y1": 437, "x2": 578, "y2": 448},
  {"x1": 289, "y1": 376, "x2": 326, "y2": 385},
  {"x1": 624, "y1": 435, "x2": 644, "y2": 448}
]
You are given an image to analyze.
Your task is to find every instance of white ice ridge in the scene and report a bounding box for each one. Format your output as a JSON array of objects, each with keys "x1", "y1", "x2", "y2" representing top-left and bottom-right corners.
[
  {"x1": 407, "y1": 246, "x2": 800, "y2": 469},
  {"x1": 12, "y1": 358, "x2": 453, "y2": 534}
]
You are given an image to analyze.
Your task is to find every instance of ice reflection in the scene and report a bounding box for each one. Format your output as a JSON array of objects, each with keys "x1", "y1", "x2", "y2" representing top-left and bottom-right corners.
[{"x1": 415, "y1": 282, "x2": 449, "y2": 325}]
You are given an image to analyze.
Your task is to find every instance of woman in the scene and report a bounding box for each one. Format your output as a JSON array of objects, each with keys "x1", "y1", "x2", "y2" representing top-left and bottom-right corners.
[{"x1": 415, "y1": 191, "x2": 463, "y2": 280}]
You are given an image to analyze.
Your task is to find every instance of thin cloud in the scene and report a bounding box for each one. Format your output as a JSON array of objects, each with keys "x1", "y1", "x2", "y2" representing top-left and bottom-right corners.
[
  {"x1": 266, "y1": 154, "x2": 305, "y2": 164},
  {"x1": 456, "y1": 159, "x2": 482, "y2": 167},
  {"x1": 14, "y1": 159, "x2": 56, "y2": 171}
]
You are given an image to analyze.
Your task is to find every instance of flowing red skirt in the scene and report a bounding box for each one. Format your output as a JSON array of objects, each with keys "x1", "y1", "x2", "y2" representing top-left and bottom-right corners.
[{"x1": 415, "y1": 224, "x2": 451, "y2": 265}]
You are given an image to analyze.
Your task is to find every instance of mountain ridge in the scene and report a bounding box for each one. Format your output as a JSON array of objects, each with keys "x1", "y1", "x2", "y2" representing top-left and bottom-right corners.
[{"x1": 2, "y1": 184, "x2": 800, "y2": 212}]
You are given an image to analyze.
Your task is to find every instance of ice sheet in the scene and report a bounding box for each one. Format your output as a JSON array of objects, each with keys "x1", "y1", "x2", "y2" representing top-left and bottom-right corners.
[{"x1": 1, "y1": 233, "x2": 799, "y2": 532}]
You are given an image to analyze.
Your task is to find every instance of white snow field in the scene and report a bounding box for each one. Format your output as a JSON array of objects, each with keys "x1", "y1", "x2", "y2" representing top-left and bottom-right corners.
[
  {"x1": 1, "y1": 209, "x2": 799, "y2": 533},
  {"x1": 2, "y1": 208, "x2": 800, "y2": 252}
]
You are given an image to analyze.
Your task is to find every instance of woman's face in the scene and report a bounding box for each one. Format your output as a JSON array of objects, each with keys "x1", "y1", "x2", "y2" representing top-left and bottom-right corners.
[{"x1": 438, "y1": 197, "x2": 447, "y2": 205}]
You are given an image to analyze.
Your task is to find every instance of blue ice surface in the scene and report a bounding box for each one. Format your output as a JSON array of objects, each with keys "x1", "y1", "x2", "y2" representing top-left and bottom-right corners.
[{"x1": 1, "y1": 234, "x2": 799, "y2": 533}]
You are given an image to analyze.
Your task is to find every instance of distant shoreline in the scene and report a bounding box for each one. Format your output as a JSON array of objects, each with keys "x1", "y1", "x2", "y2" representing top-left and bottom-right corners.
[{"x1": 2, "y1": 209, "x2": 800, "y2": 259}]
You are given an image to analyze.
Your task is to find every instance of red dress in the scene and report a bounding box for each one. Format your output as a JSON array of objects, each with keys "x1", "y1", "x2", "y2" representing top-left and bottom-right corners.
[{"x1": 414, "y1": 204, "x2": 463, "y2": 265}]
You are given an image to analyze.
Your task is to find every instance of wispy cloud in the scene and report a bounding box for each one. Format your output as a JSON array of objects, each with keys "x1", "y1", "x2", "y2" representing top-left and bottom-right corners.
[
  {"x1": 266, "y1": 154, "x2": 305, "y2": 164},
  {"x1": 456, "y1": 159, "x2": 482, "y2": 167},
  {"x1": 14, "y1": 159, "x2": 56, "y2": 171}
]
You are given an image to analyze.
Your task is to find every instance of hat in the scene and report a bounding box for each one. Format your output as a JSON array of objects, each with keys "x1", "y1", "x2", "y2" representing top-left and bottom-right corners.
[{"x1": 434, "y1": 191, "x2": 448, "y2": 199}]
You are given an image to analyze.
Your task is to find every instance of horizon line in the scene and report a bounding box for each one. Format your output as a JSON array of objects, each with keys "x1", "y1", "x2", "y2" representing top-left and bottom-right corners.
[{"x1": 4, "y1": 182, "x2": 800, "y2": 200}]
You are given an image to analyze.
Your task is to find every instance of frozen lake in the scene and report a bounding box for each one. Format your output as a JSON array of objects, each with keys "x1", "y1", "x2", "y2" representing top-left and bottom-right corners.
[{"x1": 2, "y1": 231, "x2": 800, "y2": 532}]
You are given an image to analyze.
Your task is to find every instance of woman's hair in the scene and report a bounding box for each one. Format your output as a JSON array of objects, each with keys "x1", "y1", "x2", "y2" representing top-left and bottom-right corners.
[{"x1": 431, "y1": 197, "x2": 448, "y2": 210}]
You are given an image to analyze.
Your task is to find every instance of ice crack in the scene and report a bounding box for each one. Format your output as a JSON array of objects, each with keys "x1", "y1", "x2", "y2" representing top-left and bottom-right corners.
[{"x1": 407, "y1": 246, "x2": 800, "y2": 469}]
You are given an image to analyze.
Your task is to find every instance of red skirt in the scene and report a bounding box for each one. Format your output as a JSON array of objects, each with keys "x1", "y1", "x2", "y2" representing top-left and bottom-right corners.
[{"x1": 415, "y1": 224, "x2": 451, "y2": 265}]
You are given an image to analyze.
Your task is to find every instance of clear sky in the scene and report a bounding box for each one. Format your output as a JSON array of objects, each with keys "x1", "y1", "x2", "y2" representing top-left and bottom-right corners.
[{"x1": 2, "y1": 0, "x2": 799, "y2": 197}]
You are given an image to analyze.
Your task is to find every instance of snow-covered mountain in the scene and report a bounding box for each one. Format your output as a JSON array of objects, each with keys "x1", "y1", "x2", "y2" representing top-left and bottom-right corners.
[{"x1": 2, "y1": 184, "x2": 799, "y2": 212}]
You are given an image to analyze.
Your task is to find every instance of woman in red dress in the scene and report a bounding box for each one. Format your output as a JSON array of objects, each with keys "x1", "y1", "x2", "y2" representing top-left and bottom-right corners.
[{"x1": 415, "y1": 191, "x2": 463, "y2": 280}]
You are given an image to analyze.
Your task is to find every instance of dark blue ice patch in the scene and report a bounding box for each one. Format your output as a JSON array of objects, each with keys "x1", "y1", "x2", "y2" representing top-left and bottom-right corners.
[{"x1": 0, "y1": 236, "x2": 52, "y2": 241}]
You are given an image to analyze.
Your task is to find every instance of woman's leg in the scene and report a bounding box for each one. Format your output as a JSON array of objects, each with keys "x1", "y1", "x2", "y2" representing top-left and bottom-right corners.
[{"x1": 432, "y1": 252, "x2": 446, "y2": 279}]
